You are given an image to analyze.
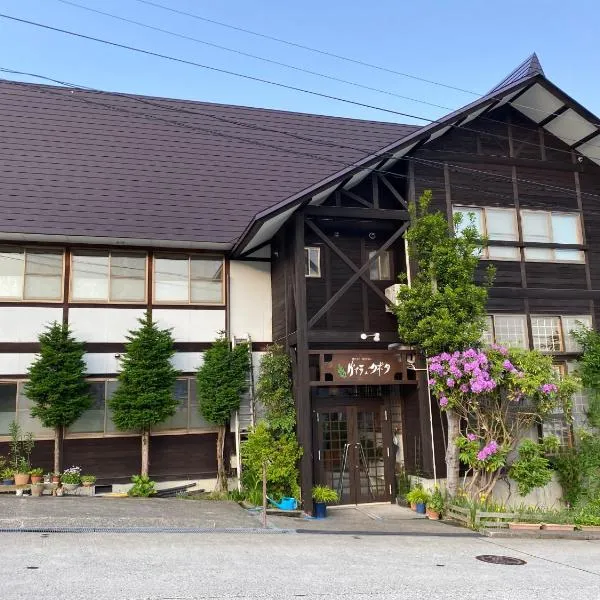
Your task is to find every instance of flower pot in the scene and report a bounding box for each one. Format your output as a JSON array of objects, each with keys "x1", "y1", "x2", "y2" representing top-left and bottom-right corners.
[
  {"x1": 82, "y1": 481, "x2": 95, "y2": 488},
  {"x1": 416, "y1": 502, "x2": 426, "y2": 515},
  {"x1": 508, "y1": 522, "x2": 541, "y2": 530},
  {"x1": 541, "y1": 523, "x2": 574, "y2": 532},
  {"x1": 62, "y1": 483, "x2": 79, "y2": 492},
  {"x1": 426, "y1": 509, "x2": 440, "y2": 520},
  {"x1": 410, "y1": 502, "x2": 417, "y2": 511},
  {"x1": 313, "y1": 501, "x2": 327, "y2": 519},
  {"x1": 14, "y1": 473, "x2": 30, "y2": 486},
  {"x1": 30, "y1": 475, "x2": 43, "y2": 484},
  {"x1": 2, "y1": 478, "x2": 14, "y2": 486},
  {"x1": 30, "y1": 483, "x2": 44, "y2": 497},
  {"x1": 51, "y1": 475, "x2": 60, "y2": 484}
]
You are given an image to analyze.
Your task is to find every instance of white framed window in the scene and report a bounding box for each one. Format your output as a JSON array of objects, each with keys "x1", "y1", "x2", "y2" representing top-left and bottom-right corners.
[
  {"x1": 304, "y1": 247, "x2": 321, "y2": 278},
  {"x1": 521, "y1": 210, "x2": 584, "y2": 263},
  {"x1": 154, "y1": 255, "x2": 224, "y2": 304},
  {"x1": 0, "y1": 247, "x2": 64, "y2": 301},
  {"x1": 369, "y1": 250, "x2": 392, "y2": 281},
  {"x1": 71, "y1": 250, "x2": 147, "y2": 303},
  {"x1": 562, "y1": 315, "x2": 593, "y2": 353},
  {"x1": 531, "y1": 316, "x2": 562, "y2": 352},
  {"x1": 453, "y1": 206, "x2": 519, "y2": 260},
  {"x1": 482, "y1": 316, "x2": 494, "y2": 346},
  {"x1": 493, "y1": 315, "x2": 528, "y2": 348}
]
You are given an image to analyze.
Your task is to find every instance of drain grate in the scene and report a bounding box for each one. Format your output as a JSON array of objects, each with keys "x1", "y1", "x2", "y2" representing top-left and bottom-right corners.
[{"x1": 476, "y1": 555, "x2": 527, "y2": 565}]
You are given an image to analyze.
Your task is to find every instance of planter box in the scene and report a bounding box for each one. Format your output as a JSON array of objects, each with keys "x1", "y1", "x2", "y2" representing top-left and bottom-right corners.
[
  {"x1": 508, "y1": 522, "x2": 541, "y2": 531},
  {"x1": 541, "y1": 523, "x2": 574, "y2": 531},
  {"x1": 580, "y1": 526, "x2": 600, "y2": 532}
]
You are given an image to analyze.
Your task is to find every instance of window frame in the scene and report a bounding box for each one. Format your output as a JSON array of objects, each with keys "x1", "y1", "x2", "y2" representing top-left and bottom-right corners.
[
  {"x1": 304, "y1": 246, "x2": 321, "y2": 278},
  {"x1": 520, "y1": 209, "x2": 584, "y2": 264},
  {"x1": 0, "y1": 246, "x2": 65, "y2": 303},
  {"x1": 452, "y1": 206, "x2": 519, "y2": 261},
  {"x1": 153, "y1": 253, "x2": 225, "y2": 305},
  {"x1": 486, "y1": 314, "x2": 529, "y2": 349},
  {"x1": 368, "y1": 250, "x2": 393, "y2": 281},
  {"x1": 70, "y1": 249, "x2": 148, "y2": 304}
]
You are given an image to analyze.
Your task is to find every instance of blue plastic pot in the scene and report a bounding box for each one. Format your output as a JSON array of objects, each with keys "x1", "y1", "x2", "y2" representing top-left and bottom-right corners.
[
  {"x1": 416, "y1": 502, "x2": 426, "y2": 514},
  {"x1": 313, "y1": 501, "x2": 327, "y2": 519},
  {"x1": 2, "y1": 479, "x2": 13, "y2": 486}
]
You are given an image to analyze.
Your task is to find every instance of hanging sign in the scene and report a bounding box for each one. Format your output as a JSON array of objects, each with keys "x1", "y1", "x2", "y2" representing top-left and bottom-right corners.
[{"x1": 320, "y1": 351, "x2": 404, "y2": 384}]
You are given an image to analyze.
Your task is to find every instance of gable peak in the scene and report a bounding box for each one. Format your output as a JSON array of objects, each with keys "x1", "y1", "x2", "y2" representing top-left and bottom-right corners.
[{"x1": 488, "y1": 53, "x2": 545, "y2": 94}]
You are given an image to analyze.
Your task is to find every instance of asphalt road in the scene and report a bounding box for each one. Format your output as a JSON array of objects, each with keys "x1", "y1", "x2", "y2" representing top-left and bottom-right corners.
[{"x1": 2, "y1": 531, "x2": 599, "y2": 600}]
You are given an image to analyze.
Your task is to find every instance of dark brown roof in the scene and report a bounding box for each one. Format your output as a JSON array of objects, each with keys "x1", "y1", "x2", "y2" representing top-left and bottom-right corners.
[
  {"x1": 0, "y1": 79, "x2": 418, "y2": 247},
  {"x1": 487, "y1": 53, "x2": 544, "y2": 95}
]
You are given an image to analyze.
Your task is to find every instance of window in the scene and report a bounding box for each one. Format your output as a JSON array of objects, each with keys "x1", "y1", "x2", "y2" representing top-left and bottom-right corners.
[
  {"x1": 369, "y1": 251, "x2": 392, "y2": 281},
  {"x1": 453, "y1": 206, "x2": 519, "y2": 260},
  {"x1": 531, "y1": 315, "x2": 592, "y2": 352},
  {"x1": 0, "y1": 248, "x2": 63, "y2": 301},
  {"x1": 521, "y1": 211, "x2": 584, "y2": 263},
  {"x1": 304, "y1": 247, "x2": 321, "y2": 278},
  {"x1": 71, "y1": 250, "x2": 146, "y2": 302},
  {"x1": 0, "y1": 383, "x2": 17, "y2": 436},
  {"x1": 154, "y1": 255, "x2": 224, "y2": 304},
  {"x1": 154, "y1": 378, "x2": 212, "y2": 431},
  {"x1": 482, "y1": 315, "x2": 528, "y2": 348}
]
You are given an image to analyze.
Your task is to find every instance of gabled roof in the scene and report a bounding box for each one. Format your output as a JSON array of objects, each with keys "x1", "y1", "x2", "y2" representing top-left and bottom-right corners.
[
  {"x1": 0, "y1": 79, "x2": 418, "y2": 249},
  {"x1": 488, "y1": 53, "x2": 545, "y2": 94},
  {"x1": 236, "y1": 53, "x2": 600, "y2": 255}
]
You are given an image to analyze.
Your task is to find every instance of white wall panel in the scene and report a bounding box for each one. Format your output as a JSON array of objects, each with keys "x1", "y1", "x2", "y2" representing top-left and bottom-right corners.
[
  {"x1": 0, "y1": 353, "x2": 37, "y2": 375},
  {"x1": 84, "y1": 353, "x2": 120, "y2": 374},
  {"x1": 152, "y1": 309, "x2": 225, "y2": 342},
  {"x1": 172, "y1": 352, "x2": 204, "y2": 373},
  {"x1": 229, "y1": 261, "x2": 272, "y2": 342},
  {"x1": 0, "y1": 307, "x2": 63, "y2": 342},
  {"x1": 69, "y1": 308, "x2": 145, "y2": 343}
]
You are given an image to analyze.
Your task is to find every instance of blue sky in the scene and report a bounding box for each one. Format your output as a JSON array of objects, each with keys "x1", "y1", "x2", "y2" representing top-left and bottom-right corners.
[{"x1": 1, "y1": 0, "x2": 598, "y2": 125}]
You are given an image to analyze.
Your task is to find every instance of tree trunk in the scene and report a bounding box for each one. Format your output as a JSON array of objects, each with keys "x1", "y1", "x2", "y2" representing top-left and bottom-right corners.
[
  {"x1": 215, "y1": 424, "x2": 228, "y2": 493},
  {"x1": 54, "y1": 425, "x2": 64, "y2": 475},
  {"x1": 445, "y1": 409, "x2": 461, "y2": 497},
  {"x1": 141, "y1": 430, "x2": 150, "y2": 477}
]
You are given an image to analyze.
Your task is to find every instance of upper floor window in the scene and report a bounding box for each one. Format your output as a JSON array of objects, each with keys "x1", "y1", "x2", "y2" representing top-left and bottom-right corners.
[
  {"x1": 154, "y1": 254, "x2": 224, "y2": 304},
  {"x1": 521, "y1": 211, "x2": 583, "y2": 263},
  {"x1": 453, "y1": 207, "x2": 519, "y2": 260},
  {"x1": 304, "y1": 247, "x2": 321, "y2": 278},
  {"x1": 71, "y1": 250, "x2": 147, "y2": 303},
  {"x1": 531, "y1": 315, "x2": 592, "y2": 352},
  {"x1": 369, "y1": 250, "x2": 392, "y2": 280},
  {"x1": 0, "y1": 248, "x2": 63, "y2": 301}
]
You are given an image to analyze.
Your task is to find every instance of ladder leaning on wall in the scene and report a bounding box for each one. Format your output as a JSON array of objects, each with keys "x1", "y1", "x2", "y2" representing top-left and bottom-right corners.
[{"x1": 232, "y1": 335, "x2": 255, "y2": 489}]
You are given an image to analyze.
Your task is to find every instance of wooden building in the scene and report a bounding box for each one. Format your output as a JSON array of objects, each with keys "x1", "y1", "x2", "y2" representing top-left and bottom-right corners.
[{"x1": 0, "y1": 55, "x2": 599, "y2": 505}]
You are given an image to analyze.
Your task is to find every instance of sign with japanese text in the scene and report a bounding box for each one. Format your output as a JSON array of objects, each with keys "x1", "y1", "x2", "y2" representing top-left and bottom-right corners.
[{"x1": 320, "y1": 351, "x2": 403, "y2": 384}]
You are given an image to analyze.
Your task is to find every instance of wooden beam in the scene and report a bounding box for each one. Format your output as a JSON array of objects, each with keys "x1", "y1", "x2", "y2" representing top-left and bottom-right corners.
[
  {"x1": 293, "y1": 213, "x2": 313, "y2": 514},
  {"x1": 379, "y1": 174, "x2": 407, "y2": 208},
  {"x1": 341, "y1": 190, "x2": 373, "y2": 208},
  {"x1": 308, "y1": 222, "x2": 409, "y2": 329},
  {"x1": 415, "y1": 153, "x2": 583, "y2": 172},
  {"x1": 303, "y1": 206, "x2": 409, "y2": 220},
  {"x1": 371, "y1": 173, "x2": 379, "y2": 209},
  {"x1": 537, "y1": 105, "x2": 568, "y2": 128},
  {"x1": 305, "y1": 220, "x2": 390, "y2": 305},
  {"x1": 572, "y1": 130, "x2": 600, "y2": 150}
]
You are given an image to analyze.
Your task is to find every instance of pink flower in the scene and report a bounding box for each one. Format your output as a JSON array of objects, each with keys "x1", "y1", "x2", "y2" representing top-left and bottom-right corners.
[
  {"x1": 428, "y1": 378, "x2": 435, "y2": 386},
  {"x1": 467, "y1": 433, "x2": 477, "y2": 441},
  {"x1": 439, "y1": 397, "x2": 448, "y2": 407},
  {"x1": 446, "y1": 378, "x2": 455, "y2": 388}
]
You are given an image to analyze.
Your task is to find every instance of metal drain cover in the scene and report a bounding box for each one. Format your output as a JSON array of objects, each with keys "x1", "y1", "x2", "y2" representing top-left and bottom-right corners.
[{"x1": 476, "y1": 555, "x2": 526, "y2": 565}]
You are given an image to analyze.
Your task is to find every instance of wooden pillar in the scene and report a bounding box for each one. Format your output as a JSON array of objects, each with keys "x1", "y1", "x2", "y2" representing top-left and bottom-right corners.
[
  {"x1": 416, "y1": 355, "x2": 435, "y2": 478},
  {"x1": 294, "y1": 212, "x2": 313, "y2": 513}
]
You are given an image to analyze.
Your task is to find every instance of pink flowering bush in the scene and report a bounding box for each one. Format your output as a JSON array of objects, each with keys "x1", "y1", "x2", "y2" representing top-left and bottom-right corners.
[{"x1": 428, "y1": 345, "x2": 575, "y2": 498}]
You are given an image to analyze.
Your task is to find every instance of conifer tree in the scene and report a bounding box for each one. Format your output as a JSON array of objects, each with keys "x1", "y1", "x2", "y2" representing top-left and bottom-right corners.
[
  {"x1": 197, "y1": 334, "x2": 249, "y2": 492},
  {"x1": 109, "y1": 311, "x2": 180, "y2": 476},
  {"x1": 26, "y1": 322, "x2": 91, "y2": 473}
]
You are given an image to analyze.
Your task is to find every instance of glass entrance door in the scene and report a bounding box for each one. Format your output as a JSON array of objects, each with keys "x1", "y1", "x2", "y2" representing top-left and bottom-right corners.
[{"x1": 314, "y1": 404, "x2": 392, "y2": 504}]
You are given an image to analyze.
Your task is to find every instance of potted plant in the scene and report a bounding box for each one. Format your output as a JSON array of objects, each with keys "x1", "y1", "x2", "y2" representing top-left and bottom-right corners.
[
  {"x1": 29, "y1": 467, "x2": 44, "y2": 484},
  {"x1": 61, "y1": 466, "x2": 82, "y2": 491},
  {"x1": 30, "y1": 482, "x2": 45, "y2": 497},
  {"x1": 51, "y1": 472, "x2": 61, "y2": 484},
  {"x1": 312, "y1": 485, "x2": 339, "y2": 519},
  {"x1": 426, "y1": 487, "x2": 444, "y2": 520},
  {"x1": 81, "y1": 474, "x2": 96, "y2": 487},
  {"x1": 14, "y1": 458, "x2": 31, "y2": 486},
  {"x1": 1, "y1": 467, "x2": 14, "y2": 486},
  {"x1": 406, "y1": 487, "x2": 430, "y2": 514}
]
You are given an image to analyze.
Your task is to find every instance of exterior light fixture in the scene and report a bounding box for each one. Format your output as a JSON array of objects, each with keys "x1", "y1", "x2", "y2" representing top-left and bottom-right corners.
[{"x1": 360, "y1": 332, "x2": 380, "y2": 342}]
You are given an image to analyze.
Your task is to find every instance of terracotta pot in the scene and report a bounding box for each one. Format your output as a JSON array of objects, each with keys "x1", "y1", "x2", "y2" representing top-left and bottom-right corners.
[
  {"x1": 30, "y1": 483, "x2": 44, "y2": 497},
  {"x1": 426, "y1": 509, "x2": 440, "y2": 520},
  {"x1": 508, "y1": 522, "x2": 541, "y2": 530},
  {"x1": 410, "y1": 502, "x2": 417, "y2": 511},
  {"x1": 30, "y1": 475, "x2": 43, "y2": 484},
  {"x1": 51, "y1": 475, "x2": 60, "y2": 484},
  {"x1": 541, "y1": 523, "x2": 574, "y2": 531},
  {"x1": 14, "y1": 473, "x2": 30, "y2": 486}
]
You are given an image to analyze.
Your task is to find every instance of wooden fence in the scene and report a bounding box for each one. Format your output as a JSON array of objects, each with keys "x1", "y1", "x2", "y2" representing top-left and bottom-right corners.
[{"x1": 446, "y1": 504, "x2": 517, "y2": 529}]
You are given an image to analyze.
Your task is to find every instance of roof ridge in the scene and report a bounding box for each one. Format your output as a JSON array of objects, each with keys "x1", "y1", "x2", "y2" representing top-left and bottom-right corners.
[{"x1": 487, "y1": 53, "x2": 545, "y2": 95}]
